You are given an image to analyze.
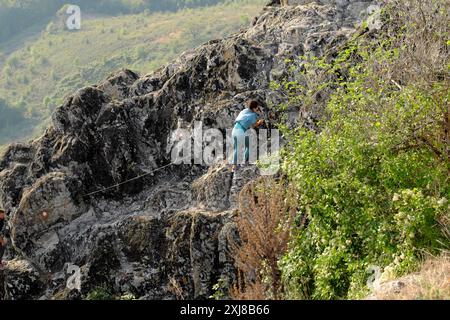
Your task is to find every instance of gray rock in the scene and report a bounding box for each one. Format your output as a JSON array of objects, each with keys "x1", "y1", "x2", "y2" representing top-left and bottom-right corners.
[{"x1": 0, "y1": 260, "x2": 45, "y2": 300}]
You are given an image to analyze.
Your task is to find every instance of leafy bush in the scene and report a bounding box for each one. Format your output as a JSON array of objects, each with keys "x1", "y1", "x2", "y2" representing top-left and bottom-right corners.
[
  {"x1": 0, "y1": 98, "x2": 26, "y2": 128},
  {"x1": 275, "y1": 0, "x2": 449, "y2": 299},
  {"x1": 85, "y1": 287, "x2": 113, "y2": 300}
]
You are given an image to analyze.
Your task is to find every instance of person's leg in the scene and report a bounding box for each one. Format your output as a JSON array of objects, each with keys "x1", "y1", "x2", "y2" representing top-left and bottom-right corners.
[
  {"x1": 232, "y1": 128, "x2": 246, "y2": 170},
  {"x1": 244, "y1": 135, "x2": 250, "y2": 164},
  {"x1": 233, "y1": 135, "x2": 238, "y2": 165}
]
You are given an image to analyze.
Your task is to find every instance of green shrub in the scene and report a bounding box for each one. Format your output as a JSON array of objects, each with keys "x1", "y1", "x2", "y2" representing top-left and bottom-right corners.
[
  {"x1": 135, "y1": 45, "x2": 147, "y2": 59},
  {"x1": 43, "y1": 96, "x2": 51, "y2": 107},
  {"x1": 85, "y1": 287, "x2": 113, "y2": 300},
  {"x1": 277, "y1": 0, "x2": 449, "y2": 299},
  {"x1": 6, "y1": 56, "x2": 19, "y2": 68}
]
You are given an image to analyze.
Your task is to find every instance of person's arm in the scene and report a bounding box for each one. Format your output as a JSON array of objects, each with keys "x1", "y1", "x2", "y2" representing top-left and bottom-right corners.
[
  {"x1": 250, "y1": 110, "x2": 264, "y2": 129},
  {"x1": 252, "y1": 119, "x2": 264, "y2": 128}
]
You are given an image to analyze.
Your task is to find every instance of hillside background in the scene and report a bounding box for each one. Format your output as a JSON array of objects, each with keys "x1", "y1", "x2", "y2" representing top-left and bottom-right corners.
[{"x1": 0, "y1": 0, "x2": 265, "y2": 151}]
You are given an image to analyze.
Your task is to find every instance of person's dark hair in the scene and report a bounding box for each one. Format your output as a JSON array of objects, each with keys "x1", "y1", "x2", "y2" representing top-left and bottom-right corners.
[{"x1": 247, "y1": 100, "x2": 260, "y2": 112}]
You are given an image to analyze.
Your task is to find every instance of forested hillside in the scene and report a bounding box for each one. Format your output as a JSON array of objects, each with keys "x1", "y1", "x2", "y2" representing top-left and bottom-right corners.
[
  {"x1": 0, "y1": 0, "x2": 264, "y2": 148},
  {"x1": 0, "y1": 0, "x2": 234, "y2": 44}
]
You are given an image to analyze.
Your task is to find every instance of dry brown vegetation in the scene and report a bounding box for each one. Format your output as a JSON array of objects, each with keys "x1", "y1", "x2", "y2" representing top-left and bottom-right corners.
[
  {"x1": 380, "y1": 0, "x2": 450, "y2": 169},
  {"x1": 386, "y1": 0, "x2": 449, "y2": 85},
  {"x1": 369, "y1": 253, "x2": 450, "y2": 300},
  {"x1": 230, "y1": 177, "x2": 299, "y2": 300}
]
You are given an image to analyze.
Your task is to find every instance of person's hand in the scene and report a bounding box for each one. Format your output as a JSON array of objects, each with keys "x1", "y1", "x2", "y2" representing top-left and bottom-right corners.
[{"x1": 256, "y1": 119, "x2": 265, "y2": 127}]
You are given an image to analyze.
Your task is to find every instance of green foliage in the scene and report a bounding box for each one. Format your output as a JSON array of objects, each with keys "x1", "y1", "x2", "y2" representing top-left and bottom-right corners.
[
  {"x1": 210, "y1": 277, "x2": 228, "y2": 300},
  {"x1": 0, "y1": 98, "x2": 26, "y2": 129},
  {"x1": 6, "y1": 56, "x2": 19, "y2": 68},
  {"x1": 135, "y1": 45, "x2": 147, "y2": 59},
  {"x1": 276, "y1": 1, "x2": 449, "y2": 300},
  {"x1": 0, "y1": 97, "x2": 34, "y2": 147},
  {"x1": 119, "y1": 293, "x2": 137, "y2": 300},
  {"x1": 85, "y1": 287, "x2": 114, "y2": 300},
  {"x1": 43, "y1": 96, "x2": 51, "y2": 107},
  {"x1": 85, "y1": 287, "x2": 136, "y2": 300}
]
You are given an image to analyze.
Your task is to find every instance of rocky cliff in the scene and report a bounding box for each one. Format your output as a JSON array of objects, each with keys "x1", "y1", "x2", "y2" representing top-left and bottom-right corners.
[{"x1": 0, "y1": 0, "x2": 377, "y2": 300}]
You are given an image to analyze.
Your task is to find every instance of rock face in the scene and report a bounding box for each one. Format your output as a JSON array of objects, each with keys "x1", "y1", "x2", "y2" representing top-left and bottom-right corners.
[
  {"x1": 0, "y1": 1, "x2": 376, "y2": 299},
  {"x1": 0, "y1": 260, "x2": 45, "y2": 300}
]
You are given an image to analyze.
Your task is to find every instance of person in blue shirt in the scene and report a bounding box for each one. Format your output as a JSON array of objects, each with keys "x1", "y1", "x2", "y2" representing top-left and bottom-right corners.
[{"x1": 231, "y1": 100, "x2": 264, "y2": 171}]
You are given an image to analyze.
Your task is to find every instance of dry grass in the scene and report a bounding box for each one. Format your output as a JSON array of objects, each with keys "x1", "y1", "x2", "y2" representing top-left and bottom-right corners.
[
  {"x1": 230, "y1": 177, "x2": 298, "y2": 300},
  {"x1": 168, "y1": 276, "x2": 185, "y2": 300},
  {"x1": 369, "y1": 253, "x2": 450, "y2": 300},
  {"x1": 386, "y1": 0, "x2": 449, "y2": 86},
  {"x1": 381, "y1": 0, "x2": 450, "y2": 168}
]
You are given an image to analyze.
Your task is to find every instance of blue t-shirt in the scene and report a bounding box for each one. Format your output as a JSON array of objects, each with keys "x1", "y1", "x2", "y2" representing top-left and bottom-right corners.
[{"x1": 234, "y1": 109, "x2": 258, "y2": 131}]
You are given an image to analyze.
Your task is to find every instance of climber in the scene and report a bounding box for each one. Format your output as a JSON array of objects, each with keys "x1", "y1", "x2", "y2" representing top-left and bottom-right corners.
[
  {"x1": 0, "y1": 209, "x2": 7, "y2": 269},
  {"x1": 231, "y1": 100, "x2": 265, "y2": 171}
]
